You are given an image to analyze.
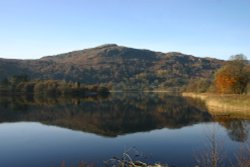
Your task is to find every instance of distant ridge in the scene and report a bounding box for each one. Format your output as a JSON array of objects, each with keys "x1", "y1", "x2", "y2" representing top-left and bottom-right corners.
[{"x1": 0, "y1": 44, "x2": 223, "y2": 90}]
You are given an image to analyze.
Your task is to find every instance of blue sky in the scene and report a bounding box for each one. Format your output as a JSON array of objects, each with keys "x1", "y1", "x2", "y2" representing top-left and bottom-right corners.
[{"x1": 0, "y1": 0, "x2": 249, "y2": 60}]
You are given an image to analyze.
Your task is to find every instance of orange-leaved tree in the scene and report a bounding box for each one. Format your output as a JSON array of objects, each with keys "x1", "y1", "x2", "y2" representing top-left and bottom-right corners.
[{"x1": 215, "y1": 54, "x2": 249, "y2": 94}]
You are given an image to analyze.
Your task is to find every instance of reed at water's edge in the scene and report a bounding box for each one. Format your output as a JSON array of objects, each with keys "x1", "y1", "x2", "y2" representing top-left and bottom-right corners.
[{"x1": 182, "y1": 93, "x2": 250, "y2": 117}]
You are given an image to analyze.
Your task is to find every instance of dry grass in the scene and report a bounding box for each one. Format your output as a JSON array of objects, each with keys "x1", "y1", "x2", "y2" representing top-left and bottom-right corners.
[
  {"x1": 182, "y1": 93, "x2": 250, "y2": 118},
  {"x1": 60, "y1": 147, "x2": 167, "y2": 167},
  {"x1": 104, "y1": 147, "x2": 168, "y2": 167},
  {"x1": 195, "y1": 127, "x2": 226, "y2": 167}
]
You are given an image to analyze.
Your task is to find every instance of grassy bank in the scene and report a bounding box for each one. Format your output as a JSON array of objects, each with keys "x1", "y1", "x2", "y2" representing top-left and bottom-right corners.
[{"x1": 182, "y1": 93, "x2": 250, "y2": 117}]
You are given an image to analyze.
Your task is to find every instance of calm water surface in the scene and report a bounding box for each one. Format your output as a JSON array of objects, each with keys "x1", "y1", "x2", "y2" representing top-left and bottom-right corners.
[{"x1": 0, "y1": 93, "x2": 249, "y2": 167}]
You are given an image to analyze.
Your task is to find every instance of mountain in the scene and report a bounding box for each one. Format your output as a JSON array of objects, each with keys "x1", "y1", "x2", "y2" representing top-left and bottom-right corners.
[{"x1": 0, "y1": 44, "x2": 223, "y2": 90}]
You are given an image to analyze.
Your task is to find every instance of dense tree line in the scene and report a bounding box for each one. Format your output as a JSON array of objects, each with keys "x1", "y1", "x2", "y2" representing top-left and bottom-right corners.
[
  {"x1": 184, "y1": 78, "x2": 212, "y2": 93},
  {"x1": 185, "y1": 54, "x2": 250, "y2": 94},
  {"x1": 215, "y1": 54, "x2": 250, "y2": 94},
  {"x1": 0, "y1": 75, "x2": 109, "y2": 97}
]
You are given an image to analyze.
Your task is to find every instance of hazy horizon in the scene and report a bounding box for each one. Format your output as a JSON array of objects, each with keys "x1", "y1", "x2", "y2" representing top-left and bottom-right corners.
[{"x1": 0, "y1": 0, "x2": 250, "y2": 60}]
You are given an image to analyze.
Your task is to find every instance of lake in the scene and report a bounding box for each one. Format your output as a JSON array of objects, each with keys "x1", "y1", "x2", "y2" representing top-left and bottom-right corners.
[{"x1": 0, "y1": 92, "x2": 249, "y2": 167}]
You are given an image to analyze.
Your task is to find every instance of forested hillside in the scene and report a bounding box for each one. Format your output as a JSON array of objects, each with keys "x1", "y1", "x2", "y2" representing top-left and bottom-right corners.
[{"x1": 0, "y1": 44, "x2": 223, "y2": 90}]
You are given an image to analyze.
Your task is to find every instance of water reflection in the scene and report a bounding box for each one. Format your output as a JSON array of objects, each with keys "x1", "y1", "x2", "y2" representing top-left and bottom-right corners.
[
  {"x1": 0, "y1": 93, "x2": 212, "y2": 137},
  {"x1": 1, "y1": 93, "x2": 250, "y2": 166},
  {"x1": 1, "y1": 93, "x2": 250, "y2": 141},
  {"x1": 215, "y1": 116, "x2": 250, "y2": 142}
]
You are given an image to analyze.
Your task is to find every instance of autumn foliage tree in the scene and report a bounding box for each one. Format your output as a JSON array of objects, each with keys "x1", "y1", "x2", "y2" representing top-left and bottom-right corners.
[{"x1": 215, "y1": 54, "x2": 250, "y2": 94}]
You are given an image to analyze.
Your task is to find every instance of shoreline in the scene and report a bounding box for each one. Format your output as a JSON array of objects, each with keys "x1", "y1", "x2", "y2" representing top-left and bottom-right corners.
[{"x1": 182, "y1": 92, "x2": 250, "y2": 118}]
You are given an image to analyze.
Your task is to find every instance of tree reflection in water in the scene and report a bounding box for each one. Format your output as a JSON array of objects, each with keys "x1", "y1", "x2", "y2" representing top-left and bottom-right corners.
[
  {"x1": 0, "y1": 92, "x2": 250, "y2": 142},
  {"x1": 215, "y1": 116, "x2": 250, "y2": 142},
  {"x1": 0, "y1": 93, "x2": 212, "y2": 136}
]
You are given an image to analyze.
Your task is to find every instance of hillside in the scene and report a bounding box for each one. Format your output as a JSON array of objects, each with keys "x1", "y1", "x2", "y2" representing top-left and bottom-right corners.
[{"x1": 0, "y1": 44, "x2": 223, "y2": 90}]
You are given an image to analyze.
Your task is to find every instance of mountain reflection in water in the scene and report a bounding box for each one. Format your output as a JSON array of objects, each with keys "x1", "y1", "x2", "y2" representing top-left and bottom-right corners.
[
  {"x1": 1, "y1": 92, "x2": 249, "y2": 141},
  {"x1": 0, "y1": 92, "x2": 214, "y2": 137},
  {"x1": 1, "y1": 93, "x2": 250, "y2": 167}
]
